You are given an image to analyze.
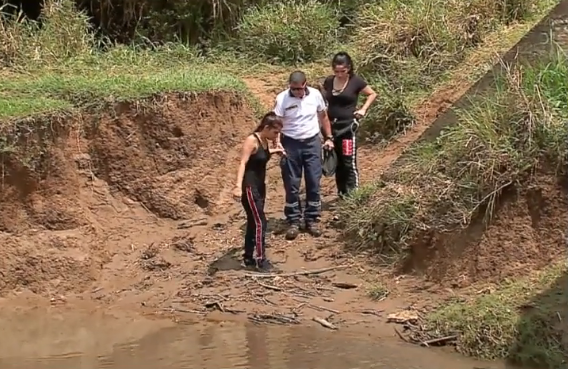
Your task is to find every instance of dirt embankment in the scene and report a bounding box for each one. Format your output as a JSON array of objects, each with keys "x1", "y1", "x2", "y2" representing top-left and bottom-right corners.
[
  {"x1": 0, "y1": 92, "x2": 255, "y2": 297},
  {"x1": 402, "y1": 178, "x2": 568, "y2": 287}
]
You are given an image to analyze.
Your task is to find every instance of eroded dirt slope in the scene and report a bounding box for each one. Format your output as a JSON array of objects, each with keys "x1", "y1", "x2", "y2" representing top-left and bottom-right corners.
[
  {"x1": 403, "y1": 177, "x2": 568, "y2": 287},
  {"x1": 0, "y1": 92, "x2": 255, "y2": 296}
]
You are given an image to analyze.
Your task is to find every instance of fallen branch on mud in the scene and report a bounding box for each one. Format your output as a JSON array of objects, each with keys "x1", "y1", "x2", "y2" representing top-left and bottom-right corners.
[
  {"x1": 331, "y1": 282, "x2": 358, "y2": 289},
  {"x1": 313, "y1": 316, "x2": 338, "y2": 330},
  {"x1": 243, "y1": 265, "x2": 352, "y2": 278},
  {"x1": 248, "y1": 312, "x2": 301, "y2": 325},
  {"x1": 419, "y1": 335, "x2": 458, "y2": 347},
  {"x1": 388, "y1": 310, "x2": 460, "y2": 348}
]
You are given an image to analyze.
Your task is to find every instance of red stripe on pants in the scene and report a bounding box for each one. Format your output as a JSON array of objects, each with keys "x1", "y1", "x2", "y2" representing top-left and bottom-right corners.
[{"x1": 245, "y1": 187, "x2": 263, "y2": 260}]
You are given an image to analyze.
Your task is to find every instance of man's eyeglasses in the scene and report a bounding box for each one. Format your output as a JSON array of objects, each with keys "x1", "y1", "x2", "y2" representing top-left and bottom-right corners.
[{"x1": 290, "y1": 87, "x2": 305, "y2": 91}]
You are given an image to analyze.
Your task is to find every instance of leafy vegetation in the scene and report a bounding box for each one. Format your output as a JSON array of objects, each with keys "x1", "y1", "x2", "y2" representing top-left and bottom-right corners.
[
  {"x1": 1, "y1": 0, "x2": 555, "y2": 135},
  {"x1": 351, "y1": 0, "x2": 556, "y2": 93}
]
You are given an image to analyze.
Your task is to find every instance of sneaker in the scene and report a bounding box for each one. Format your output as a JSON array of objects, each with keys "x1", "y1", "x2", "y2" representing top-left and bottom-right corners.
[
  {"x1": 305, "y1": 222, "x2": 322, "y2": 237},
  {"x1": 285, "y1": 224, "x2": 300, "y2": 240},
  {"x1": 255, "y1": 259, "x2": 276, "y2": 272},
  {"x1": 242, "y1": 258, "x2": 257, "y2": 270}
]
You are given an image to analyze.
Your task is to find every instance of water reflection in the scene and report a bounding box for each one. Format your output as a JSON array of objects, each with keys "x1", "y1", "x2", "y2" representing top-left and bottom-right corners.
[{"x1": 0, "y1": 307, "x2": 505, "y2": 369}]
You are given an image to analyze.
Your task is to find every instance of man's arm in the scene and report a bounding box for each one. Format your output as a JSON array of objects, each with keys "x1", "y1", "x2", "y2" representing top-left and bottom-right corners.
[
  {"x1": 273, "y1": 95, "x2": 284, "y2": 147},
  {"x1": 318, "y1": 110, "x2": 332, "y2": 139}
]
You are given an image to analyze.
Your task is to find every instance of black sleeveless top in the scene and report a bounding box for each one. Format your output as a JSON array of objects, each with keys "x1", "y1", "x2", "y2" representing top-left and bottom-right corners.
[{"x1": 242, "y1": 134, "x2": 270, "y2": 189}]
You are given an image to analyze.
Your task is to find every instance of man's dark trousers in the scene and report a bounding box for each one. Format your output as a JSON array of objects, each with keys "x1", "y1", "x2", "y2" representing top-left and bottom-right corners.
[{"x1": 280, "y1": 134, "x2": 322, "y2": 225}]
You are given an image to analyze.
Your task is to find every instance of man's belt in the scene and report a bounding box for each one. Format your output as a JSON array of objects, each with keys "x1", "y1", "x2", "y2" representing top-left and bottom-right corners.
[{"x1": 281, "y1": 133, "x2": 319, "y2": 143}]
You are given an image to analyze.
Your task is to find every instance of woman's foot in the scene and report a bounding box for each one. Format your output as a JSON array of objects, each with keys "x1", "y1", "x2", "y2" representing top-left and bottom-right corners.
[{"x1": 243, "y1": 258, "x2": 275, "y2": 272}]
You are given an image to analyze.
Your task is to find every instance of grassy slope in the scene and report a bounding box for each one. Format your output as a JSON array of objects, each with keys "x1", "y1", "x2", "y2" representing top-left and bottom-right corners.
[{"x1": 0, "y1": 50, "x2": 247, "y2": 121}]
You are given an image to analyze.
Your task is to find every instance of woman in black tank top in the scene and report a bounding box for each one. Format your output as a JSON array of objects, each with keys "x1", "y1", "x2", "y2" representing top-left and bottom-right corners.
[
  {"x1": 323, "y1": 52, "x2": 377, "y2": 198},
  {"x1": 234, "y1": 112, "x2": 284, "y2": 271}
]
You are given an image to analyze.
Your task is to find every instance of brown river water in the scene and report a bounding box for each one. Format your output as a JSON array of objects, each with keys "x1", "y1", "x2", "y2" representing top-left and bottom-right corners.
[{"x1": 0, "y1": 307, "x2": 517, "y2": 369}]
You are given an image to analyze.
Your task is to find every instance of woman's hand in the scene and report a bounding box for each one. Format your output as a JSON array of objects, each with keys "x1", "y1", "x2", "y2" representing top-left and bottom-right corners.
[
  {"x1": 232, "y1": 186, "x2": 241, "y2": 200},
  {"x1": 354, "y1": 108, "x2": 367, "y2": 118},
  {"x1": 270, "y1": 147, "x2": 286, "y2": 156}
]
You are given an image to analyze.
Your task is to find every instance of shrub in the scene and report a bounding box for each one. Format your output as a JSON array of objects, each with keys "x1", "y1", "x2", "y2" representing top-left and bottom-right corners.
[
  {"x1": 358, "y1": 82, "x2": 416, "y2": 144},
  {"x1": 0, "y1": 0, "x2": 94, "y2": 68},
  {"x1": 339, "y1": 47, "x2": 568, "y2": 257},
  {"x1": 236, "y1": 0, "x2": 340, "y2": 63}
]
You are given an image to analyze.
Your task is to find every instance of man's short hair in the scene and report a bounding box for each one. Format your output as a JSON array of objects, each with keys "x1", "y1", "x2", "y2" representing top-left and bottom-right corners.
[{"x1": 289, "y1": 71, "x2": 306, "y2": 84}]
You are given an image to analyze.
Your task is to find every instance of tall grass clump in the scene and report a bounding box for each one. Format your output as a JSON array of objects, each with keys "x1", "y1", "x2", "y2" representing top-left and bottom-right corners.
[
  {"x1": 356, "y1": 77, "x2": 416, "y2": 144},
  {"x1": 235, "y1": 0, "x2": 340, "y2": 63},
  {"x1": 350, "y1": 0, "x2": 555, "y2": 94},
  {"x1": 0, "y1": 0, "x2": 94, "y2": 68},
  {"x1": 339, "y1": 47, "x2": 568, "y2": 261}
]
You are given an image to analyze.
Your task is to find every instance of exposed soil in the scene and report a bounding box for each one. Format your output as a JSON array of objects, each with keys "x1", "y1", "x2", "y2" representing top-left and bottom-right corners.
[
  {"x1": 0, "y1": 74, "x2": 564, "y2": 332},
  {"x1": 403, "y1": 177, "x2": 568, "y2": 288}
]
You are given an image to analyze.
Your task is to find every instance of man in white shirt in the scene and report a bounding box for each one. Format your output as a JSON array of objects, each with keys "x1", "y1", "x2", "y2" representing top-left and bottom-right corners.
[{"x1": 273, "y1": 71, "x2": 334, "y2": 240}]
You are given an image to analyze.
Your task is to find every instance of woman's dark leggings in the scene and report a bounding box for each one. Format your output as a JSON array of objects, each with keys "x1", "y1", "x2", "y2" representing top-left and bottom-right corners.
[{"x1": 241, "y1": 185, "x2": 267, "y2": 262}]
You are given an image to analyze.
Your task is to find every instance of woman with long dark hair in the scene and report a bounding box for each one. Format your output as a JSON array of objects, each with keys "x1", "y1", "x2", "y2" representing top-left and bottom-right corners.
[
  {"x1": 323, "y1": 52, "x2": 377, "y2": 198},
  {"x1": 233, "y1": 112, "x2": 285, "y2": 271}
]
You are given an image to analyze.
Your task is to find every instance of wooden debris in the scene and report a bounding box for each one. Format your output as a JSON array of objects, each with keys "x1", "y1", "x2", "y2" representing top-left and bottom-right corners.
[
  {"x1": 303, "y1": 303, "x2": 340, "y2": 314},
  {"x1": 359, "y1": 309, "x2": 384, "y2": 317},
  {"x1": 420, "y1": 335, "x2": 458, "y2": 347},
  {"x1": 332, "y1": 282, "x2": 358, "y2": 289},
  {"x1": 248, "y1": 313, "x2": 300, "y2": 325},
  {"x1": 254, "y1": 279, "x2": 282, "y2": 291},
  {"x1": 387, "y1": 310, "x2": 419, "y2": 325},
  {"x1": 244, "y1": 265, "x2": 352, "y2": 278},
  {"x1": 204, "y1": 301, "x2": 225, "y2": 312},
  {"x1": 313, "y1": 316, "x2": 338, "y2": 330}
]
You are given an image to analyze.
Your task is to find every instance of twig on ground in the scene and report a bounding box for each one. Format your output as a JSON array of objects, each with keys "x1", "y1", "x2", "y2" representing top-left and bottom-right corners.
[
  {"x1": 204, "y1": 301, "x2": 225, "y2": 312},
  {"x1": 394, "y1": 327, "x2": 408, "y2": 342},
  {"x1": 313, "y1": 317, "x2": 338, "y2": 330},
  {"x1": 244, "y1": 265, "x2": 352, "y2": 278},
  {"x1": 359, "y1": 309, "x2": 384, "y2": 316},
  {"x1": 254, "y1": 278, "x2": 282, "y2": 291},
  {"x1": 304, "y1": 303, "x2": 340, "y2": 314},
  {"x1": 163, "y1": 306, "x2": 204, "y2": 314},
  {"x1": 249, "y1": 313, "x2": 301, "y2": 325},
  {"x1": 332, "y1": 282, "x2": 358, "y2": 289},
  {"x1": 420, "y1": 335, "x2": 458, "y2": 347}
]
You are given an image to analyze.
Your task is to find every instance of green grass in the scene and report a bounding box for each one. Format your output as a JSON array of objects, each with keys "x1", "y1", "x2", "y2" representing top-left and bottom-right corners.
[
  {"x1": 427, "y1": 262, "x2": 567, "y2": 368},
  {"x1": 0, "y1": 49, "x2": 249, "y2": 119},
  {"x1": 0, "y1": 67, "x2": 245, "y2": 121},
  {"x1": 0, "y1": 97, "x2": 73, "y2": 120}
]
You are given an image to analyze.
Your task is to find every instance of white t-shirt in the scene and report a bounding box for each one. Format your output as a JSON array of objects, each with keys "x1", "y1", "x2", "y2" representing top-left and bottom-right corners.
[{"x1": 273, "y1": 87, "x2": 326, "y2": 140}]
